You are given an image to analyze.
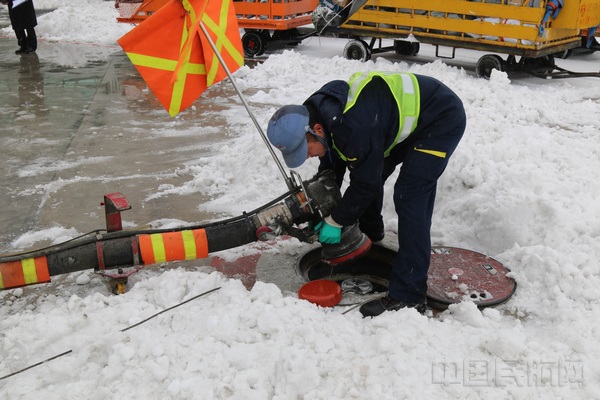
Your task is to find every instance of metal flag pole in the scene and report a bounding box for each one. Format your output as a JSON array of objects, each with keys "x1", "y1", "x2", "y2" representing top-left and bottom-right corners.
[{"x1": 198, "y1": 21, "x2": 295, "y2": 191}]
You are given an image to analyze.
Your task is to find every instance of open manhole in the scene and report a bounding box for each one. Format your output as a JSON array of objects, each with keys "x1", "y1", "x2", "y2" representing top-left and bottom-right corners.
[
  {"x1": 297, "y1": 243, "x2": 393, "y2": 293},
  {"x1": 296, "y1": 244, "x2": 516, "y2": 310}
]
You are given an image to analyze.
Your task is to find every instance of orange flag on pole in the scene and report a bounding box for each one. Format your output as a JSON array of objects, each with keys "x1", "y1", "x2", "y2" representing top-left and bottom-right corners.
[{"x1": 117, "y1": 0, "x2": 244, "y2": 116}]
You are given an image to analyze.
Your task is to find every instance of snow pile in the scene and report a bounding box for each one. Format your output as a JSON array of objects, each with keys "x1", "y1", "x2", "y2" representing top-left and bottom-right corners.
[{"x1": 1, "y1": 0, "x2": 600, "y2": 398}]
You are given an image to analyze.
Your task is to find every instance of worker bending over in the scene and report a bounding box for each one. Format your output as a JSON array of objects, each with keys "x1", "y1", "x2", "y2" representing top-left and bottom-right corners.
[{"x1": 267, "y1": 71, "x2": 466, "y2": 317}]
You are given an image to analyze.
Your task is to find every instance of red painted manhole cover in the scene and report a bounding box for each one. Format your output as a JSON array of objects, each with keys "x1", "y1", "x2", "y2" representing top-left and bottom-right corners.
[{"x1": 427, "y1": 246, "x2": 516, "y2": 309}]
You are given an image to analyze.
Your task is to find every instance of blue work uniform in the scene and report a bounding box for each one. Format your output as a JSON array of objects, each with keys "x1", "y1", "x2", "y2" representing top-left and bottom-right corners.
[{"x1": 304, "y1": 73, "x2": 466, "y2": 303}]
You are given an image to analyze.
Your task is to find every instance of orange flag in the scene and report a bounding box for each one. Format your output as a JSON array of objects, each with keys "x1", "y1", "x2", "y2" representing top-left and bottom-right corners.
[{"x1": 117, "y1": 0, "x2": 244, "y2": 116}]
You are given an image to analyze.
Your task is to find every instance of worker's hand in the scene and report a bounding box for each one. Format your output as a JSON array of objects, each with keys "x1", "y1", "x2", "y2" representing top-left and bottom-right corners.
[
  {"x1": 308, "y1": 220, "x2": 323, "y2": 241},
  {"x1": 318, "y1": 216, "x2": 342, "y2": 244}
]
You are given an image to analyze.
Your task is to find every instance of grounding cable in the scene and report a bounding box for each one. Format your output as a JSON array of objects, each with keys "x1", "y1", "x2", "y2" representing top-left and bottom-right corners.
[{"x1": 0, "y1": 286, "x2": 221, "y2": 381}]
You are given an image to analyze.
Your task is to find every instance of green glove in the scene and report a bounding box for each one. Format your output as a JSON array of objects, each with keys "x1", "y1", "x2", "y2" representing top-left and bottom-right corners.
[
  {"x1": 308, "y1": 220, "x2": 320, "y2": 233},
  {"x1": 318, "y1": 218, "x2": 342, "y2": 244}
]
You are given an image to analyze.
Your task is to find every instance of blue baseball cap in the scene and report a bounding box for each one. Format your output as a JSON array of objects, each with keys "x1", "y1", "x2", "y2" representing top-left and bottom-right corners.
[{"x1": 267, "y1": 105, "x2": 309, "y2": 168}]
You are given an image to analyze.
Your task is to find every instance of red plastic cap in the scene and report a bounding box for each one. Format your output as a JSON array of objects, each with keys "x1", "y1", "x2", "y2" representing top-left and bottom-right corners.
[{"x1": 298, "y1": 279, "x2": 342, "y2": 307}]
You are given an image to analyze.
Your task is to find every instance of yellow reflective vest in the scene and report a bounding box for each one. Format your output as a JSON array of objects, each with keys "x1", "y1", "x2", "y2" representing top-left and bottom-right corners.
[{"x1": 332, "y1": 71, "x2": 421, "y2": 160}]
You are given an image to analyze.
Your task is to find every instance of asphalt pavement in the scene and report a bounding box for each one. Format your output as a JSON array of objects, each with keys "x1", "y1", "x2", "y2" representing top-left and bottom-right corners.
[{"x1": 0, "y1": 36, "x2": 237, "y2": 249}]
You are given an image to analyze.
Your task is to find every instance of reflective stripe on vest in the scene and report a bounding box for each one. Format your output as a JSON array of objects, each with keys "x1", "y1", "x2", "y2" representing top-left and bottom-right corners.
[{"x1": 335, "y1": 72, "x2": 420, "y2": 159}]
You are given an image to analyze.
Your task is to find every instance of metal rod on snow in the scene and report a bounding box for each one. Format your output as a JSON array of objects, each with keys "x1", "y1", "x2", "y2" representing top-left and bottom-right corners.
[{"x1": 198, "y1": 21, "x2": 295, "y2": 191}]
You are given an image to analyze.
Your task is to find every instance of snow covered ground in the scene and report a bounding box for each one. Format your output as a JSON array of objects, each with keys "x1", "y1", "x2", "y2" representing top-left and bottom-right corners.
[{"x1": 1, "y1": 1, "x2": 600, "y2": 399}]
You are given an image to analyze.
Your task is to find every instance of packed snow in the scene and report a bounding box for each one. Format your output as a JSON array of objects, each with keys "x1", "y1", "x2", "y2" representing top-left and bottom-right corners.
[{"x1": 1, "y1": 0, "x2": 600, "y2": 399}]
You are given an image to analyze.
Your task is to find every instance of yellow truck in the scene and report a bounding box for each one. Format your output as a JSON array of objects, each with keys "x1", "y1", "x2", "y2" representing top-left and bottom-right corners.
[{"x1": 314, "y1": 0, "x2": 600, "y2": 78}]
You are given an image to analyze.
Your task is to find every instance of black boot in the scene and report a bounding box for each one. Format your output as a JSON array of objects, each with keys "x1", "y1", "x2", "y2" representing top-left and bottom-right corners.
[
  {"x1": 15, "y1": 29, "x2": 27, "y2": 54},
  {"x1": 23, "y1": 29, "x2": 37, "y2": 53},
  {"x1": 359, "y1": 295, "x2": 426, "y2": 317}
]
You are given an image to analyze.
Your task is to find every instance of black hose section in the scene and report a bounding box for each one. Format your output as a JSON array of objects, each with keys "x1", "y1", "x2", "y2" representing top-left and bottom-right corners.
[
  {"x1": 0, "y1": 187, "x2": 301, "y2": 263},
  {"x1": 46, "y1": 236, "x2": 137, "y2": 276},
  {"x1": 204, "y1": 213, "x2": 260, "y2": 253}
]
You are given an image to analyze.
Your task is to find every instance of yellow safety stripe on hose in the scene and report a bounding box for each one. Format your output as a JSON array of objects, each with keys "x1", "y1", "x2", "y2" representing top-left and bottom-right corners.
[
  {"x1": 150, "y1": 234, "x2": 167, "y2": 263},
  {"x1": 22, "y1": 258, "x2": 37, "y2": 284},
  {"x1": 179, "y1": 230, "x2": 195, "y2": 260}
]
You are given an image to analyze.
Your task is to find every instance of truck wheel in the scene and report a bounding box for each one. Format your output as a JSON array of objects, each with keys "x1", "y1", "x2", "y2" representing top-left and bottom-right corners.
[
  {"x1": 476, "y1": 54, "x2": 505, "y2": 79},
  {"x1": 242, "y1": 31, "x2": 267, "y2": 57},
  {"x1": 343, "y1": 39, "x2": 371, "y2": 62}
]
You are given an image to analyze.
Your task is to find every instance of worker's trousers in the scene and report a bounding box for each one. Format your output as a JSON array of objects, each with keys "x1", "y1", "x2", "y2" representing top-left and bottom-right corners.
[{"x1": 370, "y1": 98, "x2": 466, "y2": 304}]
